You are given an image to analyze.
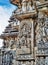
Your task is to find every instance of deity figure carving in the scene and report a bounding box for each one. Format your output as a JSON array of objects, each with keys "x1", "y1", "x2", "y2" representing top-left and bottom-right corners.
[{"x1": 16, "y1": 21, "x2": 32, "y2": 55}]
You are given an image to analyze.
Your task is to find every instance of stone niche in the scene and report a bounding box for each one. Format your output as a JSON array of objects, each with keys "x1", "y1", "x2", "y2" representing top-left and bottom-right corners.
[{"x1": 16, "y1": 19, "x2": 32, "y2": 55}]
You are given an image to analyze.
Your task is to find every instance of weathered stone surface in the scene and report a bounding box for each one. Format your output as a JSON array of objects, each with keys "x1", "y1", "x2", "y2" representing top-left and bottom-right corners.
[{"x1": 0, "y1": 0, "x2": 48, "y2": 65}]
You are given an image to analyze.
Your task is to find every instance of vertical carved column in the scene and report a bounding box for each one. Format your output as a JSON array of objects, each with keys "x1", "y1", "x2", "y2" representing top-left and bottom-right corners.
[
  {"x1": 22, "y1": 0, "x2": 27, "y2": 12},
  {"x1": 31, "y1": 19, "x2": 35, "y2": 65}
]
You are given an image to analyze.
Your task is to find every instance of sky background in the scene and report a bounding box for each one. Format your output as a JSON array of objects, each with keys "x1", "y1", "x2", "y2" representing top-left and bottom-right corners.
[{"x1": 0, "y1": 0, "x2": 16, "y2": 47}]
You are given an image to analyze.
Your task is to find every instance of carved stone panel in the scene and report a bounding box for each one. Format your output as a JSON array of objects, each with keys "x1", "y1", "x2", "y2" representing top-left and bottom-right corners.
[{"x1": 16, "y1": 20, "x2": 32, "y2": 55}]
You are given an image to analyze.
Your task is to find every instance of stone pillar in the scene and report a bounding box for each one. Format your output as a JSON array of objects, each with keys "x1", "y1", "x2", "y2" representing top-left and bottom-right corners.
[
  {"x1": 22, "y1": 0, "x2": 27, "y2": 12},
  {"x1": 31, "y1": 19, "x2": 35, "y2": 65}
]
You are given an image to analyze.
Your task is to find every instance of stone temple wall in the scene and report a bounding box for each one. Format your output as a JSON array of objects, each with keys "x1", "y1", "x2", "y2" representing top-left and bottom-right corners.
[{"x1": 0, "y1": 0, "x2": 48, "y2": 65}]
